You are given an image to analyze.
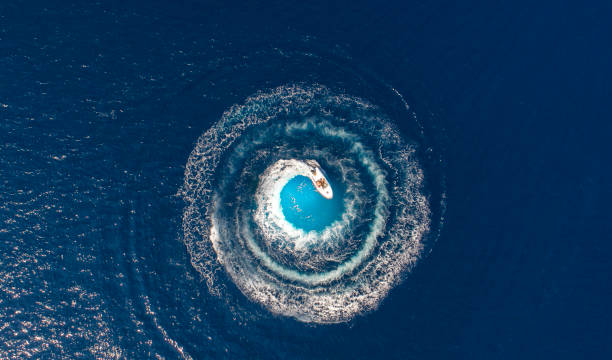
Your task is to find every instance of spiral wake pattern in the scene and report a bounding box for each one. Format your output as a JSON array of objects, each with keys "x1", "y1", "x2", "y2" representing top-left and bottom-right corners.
[{"x1": 183, "y1": 84, "x2": 434, "y2": 323}]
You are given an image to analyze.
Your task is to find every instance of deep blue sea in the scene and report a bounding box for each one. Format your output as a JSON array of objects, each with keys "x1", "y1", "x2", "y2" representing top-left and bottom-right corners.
[{"x1": 1, "y1": 1, "x2": 611, "y2": 359}]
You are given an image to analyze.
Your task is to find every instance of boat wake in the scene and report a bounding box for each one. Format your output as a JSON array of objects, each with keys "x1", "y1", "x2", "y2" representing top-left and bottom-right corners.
[{"x1": 182, "y1": 84, "x2": 441, "y2": 323}]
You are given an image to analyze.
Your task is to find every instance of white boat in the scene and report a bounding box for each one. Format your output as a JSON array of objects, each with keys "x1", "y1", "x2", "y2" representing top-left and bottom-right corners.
[{"x1": 305, "y1": 160, "x2": 333, "y2": 199}]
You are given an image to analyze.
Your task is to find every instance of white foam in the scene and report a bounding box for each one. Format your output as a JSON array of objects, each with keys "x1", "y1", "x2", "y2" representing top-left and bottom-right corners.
[{"x1": 182, "y1": 84, "x2": 435, "y2": 323}]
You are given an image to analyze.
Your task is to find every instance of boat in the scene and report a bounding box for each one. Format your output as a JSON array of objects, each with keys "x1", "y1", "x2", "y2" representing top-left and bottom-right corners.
[{"x1": 305, "y1": 160, "x2": 333, "y2": 199}]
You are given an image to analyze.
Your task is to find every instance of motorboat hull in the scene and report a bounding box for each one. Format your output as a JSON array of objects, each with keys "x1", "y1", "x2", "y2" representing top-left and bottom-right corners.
[{"x1": 305, "y1": 160, "x2": 333, "y2": 199}]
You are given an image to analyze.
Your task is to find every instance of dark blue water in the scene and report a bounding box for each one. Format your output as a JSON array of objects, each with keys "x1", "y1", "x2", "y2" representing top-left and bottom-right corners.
[{"x1": 1, "y1": 0, "x2": 611, "y2": 358}]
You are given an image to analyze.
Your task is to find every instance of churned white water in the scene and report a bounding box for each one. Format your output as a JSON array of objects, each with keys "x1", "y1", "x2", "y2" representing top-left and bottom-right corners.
[{"x1": 182, "y1": 85, "x2": 432, "y2": 323}]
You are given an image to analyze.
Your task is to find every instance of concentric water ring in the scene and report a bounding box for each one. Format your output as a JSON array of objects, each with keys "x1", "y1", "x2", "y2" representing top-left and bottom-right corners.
[{"x1": 182, "y1": 84, "x2": 436, "y2": 323}]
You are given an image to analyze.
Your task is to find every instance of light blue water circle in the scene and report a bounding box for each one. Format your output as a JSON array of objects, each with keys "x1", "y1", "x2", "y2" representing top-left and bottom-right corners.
[{"x1": 279, "y1": 175, "x2": 344, "y2": 232}]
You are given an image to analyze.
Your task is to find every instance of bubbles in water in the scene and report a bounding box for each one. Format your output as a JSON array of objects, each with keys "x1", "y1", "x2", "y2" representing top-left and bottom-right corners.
[{"x1": 182, "y1": 84, "x2": 440, "y2": 323}]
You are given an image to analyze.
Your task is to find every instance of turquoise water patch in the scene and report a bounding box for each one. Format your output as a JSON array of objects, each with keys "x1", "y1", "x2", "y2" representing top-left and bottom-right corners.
[{"x1": 280, "y1": 175, "x2": 343, "y2": 232}]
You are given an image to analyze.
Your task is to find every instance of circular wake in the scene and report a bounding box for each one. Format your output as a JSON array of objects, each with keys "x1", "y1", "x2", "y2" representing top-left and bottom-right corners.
[{"x1": 182, "y1": 84, "x2": 436, "y2": 323}]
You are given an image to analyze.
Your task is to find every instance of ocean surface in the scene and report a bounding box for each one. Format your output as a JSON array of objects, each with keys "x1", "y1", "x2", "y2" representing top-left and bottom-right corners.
[{"x1": 1, "y1": 0, "x2": 611, "y2": 359}]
